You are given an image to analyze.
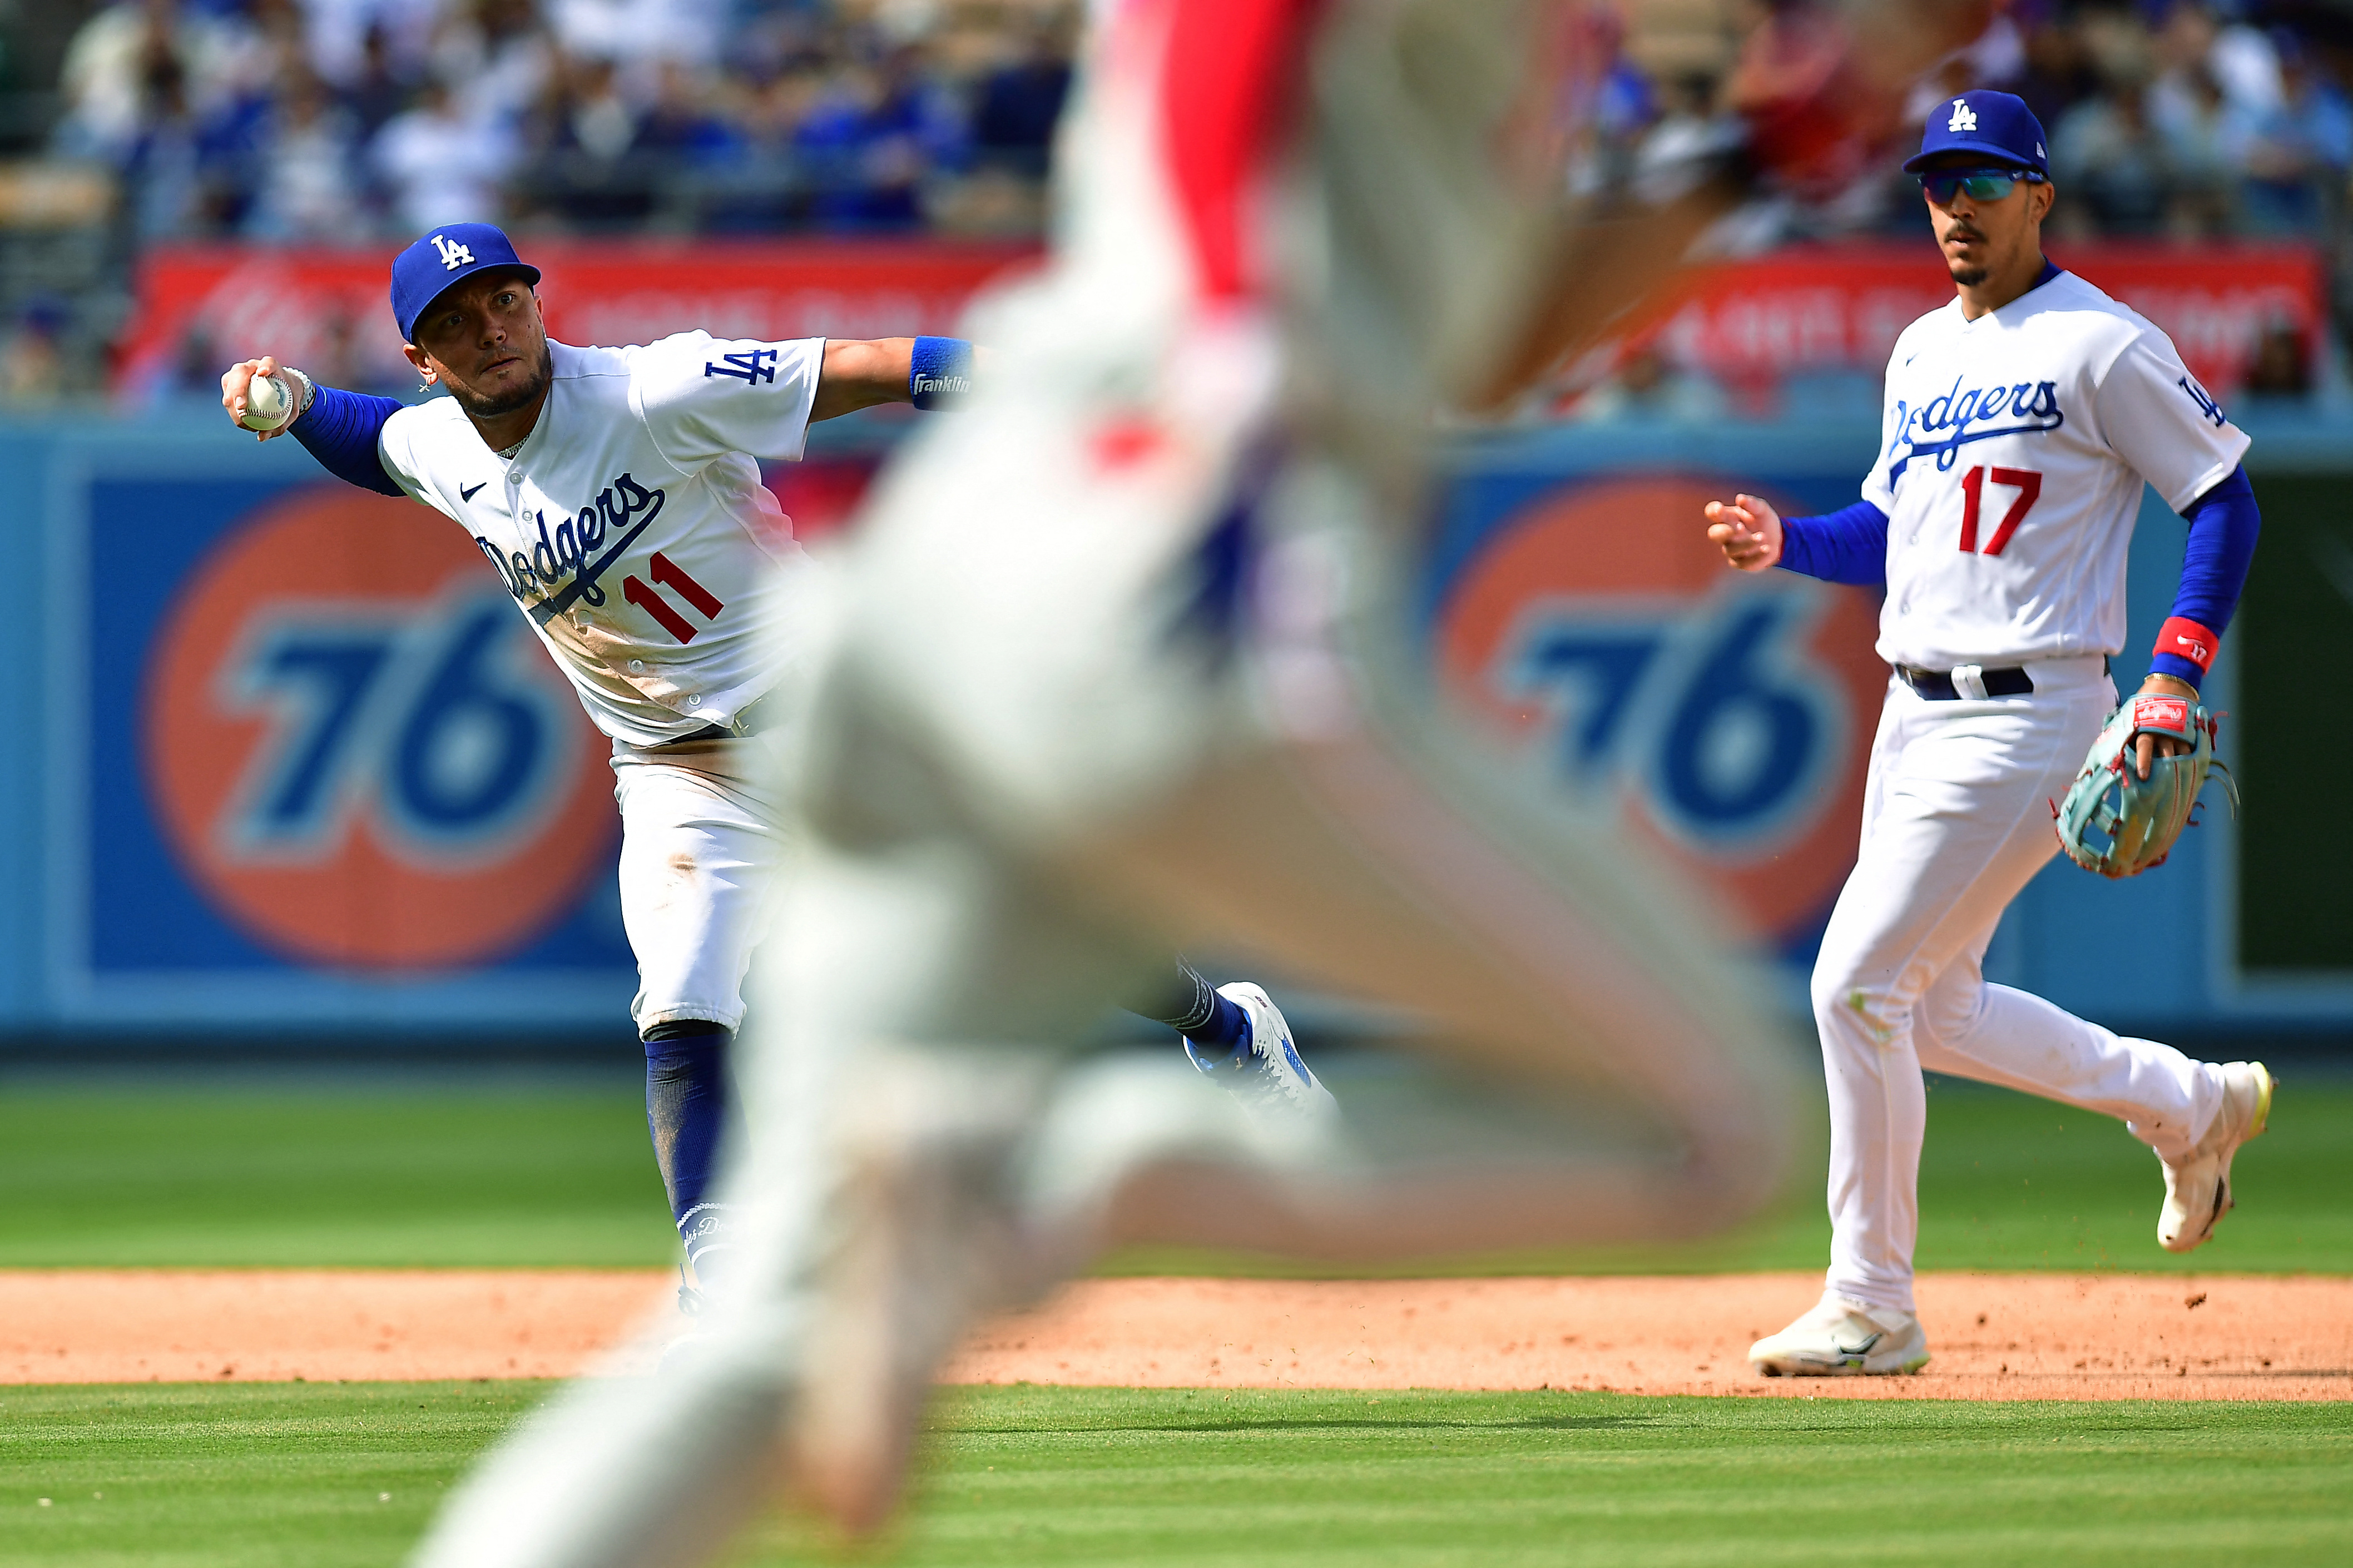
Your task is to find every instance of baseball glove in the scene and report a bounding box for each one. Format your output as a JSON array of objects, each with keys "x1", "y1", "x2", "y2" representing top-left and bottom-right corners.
[{"x1": 2054, "y1": 693, "x2": 2236, "y2": 879}]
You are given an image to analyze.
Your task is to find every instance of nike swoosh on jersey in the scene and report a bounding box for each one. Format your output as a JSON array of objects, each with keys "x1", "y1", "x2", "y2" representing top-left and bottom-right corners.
[{"x1": 460, "y1": 481, "x2": 488, "y2": 501}]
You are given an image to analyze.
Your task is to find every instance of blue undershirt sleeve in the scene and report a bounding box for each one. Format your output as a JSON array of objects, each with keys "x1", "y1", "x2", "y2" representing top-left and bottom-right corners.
[
  {"x1": 1773, "y1": 498, "x2": 1890, "y2": 587},
  {"x1": 2148, "y1": 464, "x2": 2260, "y2": 689},
  {"x1": 290, "y1": 383, "x2": 407, "y2": 498}
]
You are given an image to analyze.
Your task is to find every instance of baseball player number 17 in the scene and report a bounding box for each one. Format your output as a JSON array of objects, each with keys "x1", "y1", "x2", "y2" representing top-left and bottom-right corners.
[{"x1": 1955, "y1": 465, "x2": 2042, "y2": 555}]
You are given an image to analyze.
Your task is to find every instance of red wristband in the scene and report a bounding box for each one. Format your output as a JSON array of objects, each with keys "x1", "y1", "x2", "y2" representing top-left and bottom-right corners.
[{"x1": 2154, "y1": 617, "x2": 2220, "y2": 674}]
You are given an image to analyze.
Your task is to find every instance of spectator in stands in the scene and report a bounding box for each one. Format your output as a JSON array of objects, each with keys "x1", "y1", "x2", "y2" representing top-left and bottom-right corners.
[
  {"x1": 56, "y1": 0, "x2": 263, "y2": 166},
  {"x1": 2231, "y1": 30, "x2": 2353, "y2": 236},
  {"x1": 2197, "y1": 2, "x2": 2287, "y2": 121},
  {"x1": 2052, "y1": 64, "x2": 2176, "y2": 236},
  {"x1": 2151, "y1": 61, "x2": 2238, "y2": 237},
  {"x1": 517, "y1": 51, "x2": 652, "y2": 228},
  {"x1": 371, "y1": 74, "x2": 517, "y2": 232},
  {"x1": 691, "y1": 60, "x2": 819, "y2": 232},
  {"x1": 969, "y1": 16, "x2": 1070, "y2": 178},
  {"x1": 2011, "y1": 9, "x2": 2102, "y2": 138},
  {"x1": 637, "y1": 58, "x2": 736, "y2": 161},
  {"x1": 1902, "y1": 9, "x2": 2026, "y2": 126},
  {"x1": 2241, "y1": 312, "x2": 2313, "y2": 401},
  {"x1": 297, "y1": 0, "x2": 442, "y2": 92},
  {"x1": 1, "y1": 295, "x2": 71, "y2": 407},
  {"x1": 340, "y1": 24, "x2": 418, "y2": 147},
  {"x1": 109, "y1": 19, "x2": 209, "y2": 238},
  {"x1": 430, "y1": 0, "x2": 556, "y2": 135},
  {"x1": 246, "y1": 68, "x2": 362, "y2": 238},
  {"x1": 549, "y1": 0, "x2": 727, "y2": 93},
  {"x1": 795, "y1": 39, "x2": 963, "y2": 231}
]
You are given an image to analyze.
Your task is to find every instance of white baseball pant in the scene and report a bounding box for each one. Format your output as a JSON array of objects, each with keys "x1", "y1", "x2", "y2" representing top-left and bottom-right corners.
[
  {"x1": 1811, "y1": 657, "x2": 2226, "y2": 1317},
  {"x1": 610, "y1": 734, "x2": 787, "y2": 1034}
]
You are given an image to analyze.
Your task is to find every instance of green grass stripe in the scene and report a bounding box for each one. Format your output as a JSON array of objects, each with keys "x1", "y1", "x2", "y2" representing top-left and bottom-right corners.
[
  {"x1": 1113, "y1": 1071, "x2": 2353, "y2": 1276},
  {"x1": 2, "y1": 1383, "x2": 2347, "y2": 1567},
  {"x1": 0, "y1": 1381, "x2": 536, "y2": 1568},
  {"x1": 0, "y1": 1074, "x2": 2345, "y2": 1273},
  {"x1": 0, "y1": 1080, "x2": 675, "y2": 1268}
]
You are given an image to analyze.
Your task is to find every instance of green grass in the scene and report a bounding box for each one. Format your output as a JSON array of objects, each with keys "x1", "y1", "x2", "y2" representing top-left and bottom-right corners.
[
  {"x1": 0, "y1": 1382, "x2": 534, "y2": 1568},
  {"x1": 2, "y1": 1383, "x2": 2347, "y2": 1567},
  {"x1": 1116, "y1": 1070, "x2": 2353, "y2": 1277},
  {"x1": 0, "y1": 1071, "x2": 2345, "y2": 1273},
  {"x1": 0, "y1": 1079, "x2": 675, "y2": 1267}
]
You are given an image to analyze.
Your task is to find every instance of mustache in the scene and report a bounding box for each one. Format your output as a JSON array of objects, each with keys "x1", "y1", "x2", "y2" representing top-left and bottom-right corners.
[{"x1": 1945, "y1": 224, "x2": 1986, "y2": 241}]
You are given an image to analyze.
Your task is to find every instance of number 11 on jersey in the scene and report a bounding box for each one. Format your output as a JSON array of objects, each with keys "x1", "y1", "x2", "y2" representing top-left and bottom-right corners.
[
  {"x1": 1958, "y1": 465, "x2": 2042, "y2": 557},
  {"x1": 623, "y1": 552, "x2": 726, "y2": 643}
]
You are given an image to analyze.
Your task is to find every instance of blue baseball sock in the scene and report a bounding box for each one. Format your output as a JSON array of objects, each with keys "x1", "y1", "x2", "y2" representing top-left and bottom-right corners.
[
  {"x1": 1130, "y1": 962, "x2": 1253, "y2": 1056},
  {"x1": 643, "y1": 1021, "x2": 735, "y2": 1289}
]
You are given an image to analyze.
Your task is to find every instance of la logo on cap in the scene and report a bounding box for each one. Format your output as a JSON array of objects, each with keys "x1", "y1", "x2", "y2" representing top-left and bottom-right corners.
[
  {"x1": 1948, "y1": 99, "x2": 1977, "y2": 132},
  {"x1": 430, "y1": 234, "x2": 474, "y2": 270}
]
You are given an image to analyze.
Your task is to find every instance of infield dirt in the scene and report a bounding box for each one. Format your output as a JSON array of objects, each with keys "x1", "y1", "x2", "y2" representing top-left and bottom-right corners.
[{"x1": 2, "y1": 1270, "x2": 2345, "y2": 1400}]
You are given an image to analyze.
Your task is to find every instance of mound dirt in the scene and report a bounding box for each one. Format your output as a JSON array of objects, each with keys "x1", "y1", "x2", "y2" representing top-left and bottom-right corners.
[{"x1": 2, "y1": 1270, "x2": 2345, "y2": 1399}]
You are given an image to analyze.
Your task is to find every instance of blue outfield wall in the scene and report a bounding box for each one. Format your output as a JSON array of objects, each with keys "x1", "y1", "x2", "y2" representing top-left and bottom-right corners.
[
  {"x1": 1436, "y1": 413, "x2": 2353, "y2": 1045},
  {"x1": 0, "y1": 410, "x2": 635, "y2": 1041},
  {"x1": 0, "y1": 406, "x2": 2344, "y2": 1046}
]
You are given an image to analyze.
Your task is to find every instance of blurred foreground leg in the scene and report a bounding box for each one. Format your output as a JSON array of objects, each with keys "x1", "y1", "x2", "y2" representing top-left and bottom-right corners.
[{"x1": 409, "y1": 0, "x2": 1997, "y2": 1560}]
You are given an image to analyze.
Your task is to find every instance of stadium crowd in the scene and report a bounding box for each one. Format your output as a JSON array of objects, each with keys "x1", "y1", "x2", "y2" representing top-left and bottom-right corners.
[
  {"x1": 39, "y1": 0, "x2": 2353, "y2": 246},
  {"x1": 7, "y1": 0, "x2": 2351, "y2": 409},
  {"x1": 48, "y1": 0, "x2": 1078, "y2": 241}
]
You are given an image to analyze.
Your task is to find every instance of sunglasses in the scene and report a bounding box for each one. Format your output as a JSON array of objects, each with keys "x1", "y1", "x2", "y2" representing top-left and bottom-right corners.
[{"x1": 1918, "y1": 167, "x2": 2044, "y2": 205}]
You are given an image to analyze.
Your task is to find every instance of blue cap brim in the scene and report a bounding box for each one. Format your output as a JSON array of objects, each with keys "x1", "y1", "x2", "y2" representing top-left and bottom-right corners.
[
  {"x1": 1903, "y1": 141, "x2": 2043, "y2": 175},
  {"x1": 400, "y1": 260, "x2": 543, "y2": 344}
]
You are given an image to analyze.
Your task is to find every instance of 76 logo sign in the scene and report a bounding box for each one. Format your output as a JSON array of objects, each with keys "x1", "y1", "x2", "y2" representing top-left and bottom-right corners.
[{"x1": 1499, "y1": 592, "x2": 1845, "y2": 845}]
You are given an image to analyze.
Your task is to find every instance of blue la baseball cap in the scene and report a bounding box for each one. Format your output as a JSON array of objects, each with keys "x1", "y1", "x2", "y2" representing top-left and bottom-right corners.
[
  {"x1": 390, "y1": 222, "x2": 542, "y2": 344},
  {"x1": 1903, "y1": 90, "x2": 2049, "y2": 178}
]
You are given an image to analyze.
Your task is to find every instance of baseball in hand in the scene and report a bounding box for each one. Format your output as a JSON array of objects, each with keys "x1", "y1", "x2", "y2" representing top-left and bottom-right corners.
[{"x1": 240, "y1": 373, "x2": 290, "y2": 431}]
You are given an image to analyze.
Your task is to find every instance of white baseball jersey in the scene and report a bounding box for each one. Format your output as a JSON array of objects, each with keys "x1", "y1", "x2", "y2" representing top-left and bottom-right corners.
[
  {"x1": 378, "y1": 334, "x2": 823, "y2": 747},
  {"x1": 1860, "y1": 270, "x2": 2249, "y2": 671}
]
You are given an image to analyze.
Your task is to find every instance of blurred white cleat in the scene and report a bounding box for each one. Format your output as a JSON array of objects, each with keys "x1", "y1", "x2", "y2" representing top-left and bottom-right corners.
[{"x1": 2157, "y1": 1060, "x2": 2273, "y2": 1254}]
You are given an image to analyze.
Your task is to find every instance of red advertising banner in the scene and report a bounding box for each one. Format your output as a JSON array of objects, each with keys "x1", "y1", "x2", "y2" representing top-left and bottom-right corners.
[
  {"x1": 115, "y1": 239, "x2": 1041, "y2": 401},
  {"x1": 118, "y1": 237, "x2": 2321, "y2": 410},
  {"x1": 1574, "y1": 241, "x2": 2324, "y2": 405}
]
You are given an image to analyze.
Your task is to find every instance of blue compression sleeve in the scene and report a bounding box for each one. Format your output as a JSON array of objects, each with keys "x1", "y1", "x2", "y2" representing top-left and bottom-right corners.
[
  {"x1": 908, "y1": 335, "x2": 974, "y2": 410},
  {"x1": 1774, "y1": 498, "x2": 1890, "y2": 586},
  {"x1": 290, "y1": 382, "x2": 405, "y2": 497},
  {"x1": 2148, "y1": 464, "x2": 2260, "y2": 690}
]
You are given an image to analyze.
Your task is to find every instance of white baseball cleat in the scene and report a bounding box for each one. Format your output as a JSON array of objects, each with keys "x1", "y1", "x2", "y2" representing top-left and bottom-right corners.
[
  {"x1": 1182, "y1": 981, "x2": 1339, "y2": 1123},
  {"x1": 1748, "y1": 1294, "x2": 1930, "y2": 1378},
  {"x1": 2157, "y1": 1060, "x2": 2273, "y2": 1254}
]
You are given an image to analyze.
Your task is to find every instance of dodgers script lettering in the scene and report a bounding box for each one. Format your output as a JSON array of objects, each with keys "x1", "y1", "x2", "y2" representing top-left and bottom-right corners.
[
  {"x1": 1884, "y1": 376, "x2": 2064, "y2": 483},
  {"x1": 473, "y1": 470, "x2": 668, "y2": 627}
]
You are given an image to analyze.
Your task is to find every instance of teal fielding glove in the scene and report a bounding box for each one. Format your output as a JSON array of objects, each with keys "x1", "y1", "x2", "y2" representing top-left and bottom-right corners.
[{"x1": 2054, "y1": 692, "x2": 2236, "y2": 879}]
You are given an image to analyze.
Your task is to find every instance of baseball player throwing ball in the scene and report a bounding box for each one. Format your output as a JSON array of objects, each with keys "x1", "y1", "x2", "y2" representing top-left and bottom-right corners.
[
  {"x1": 219, "y1": 225, "x2": 1331, "y2": 1298},
  {"x1": 1706, "y1": 91, "x2": 2272, "y2": 1378}
]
